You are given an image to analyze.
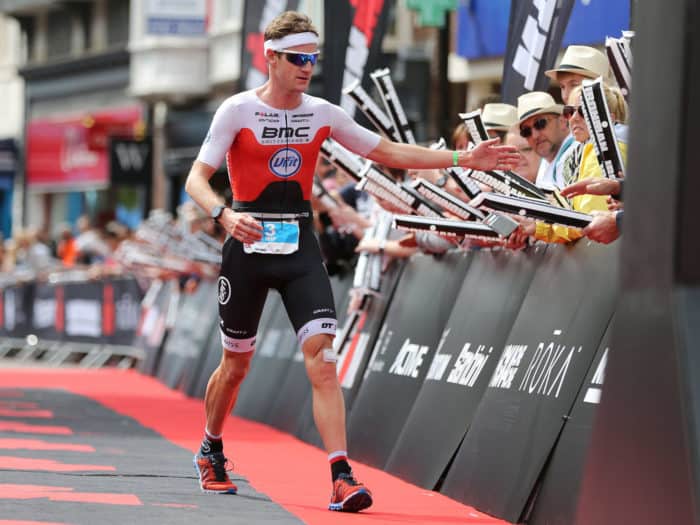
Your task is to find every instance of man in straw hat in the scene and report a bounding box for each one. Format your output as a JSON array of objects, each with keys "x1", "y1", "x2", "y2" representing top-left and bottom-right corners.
[
  {"x1": 517, "y1": 91, "x2": 575, "y2": 191},
  {"x1": 545, "y1": 45, "x2": 610, "y2": 105},
  {"x1": 482, "y1": 102, "x2": 518, "y2": 142}
]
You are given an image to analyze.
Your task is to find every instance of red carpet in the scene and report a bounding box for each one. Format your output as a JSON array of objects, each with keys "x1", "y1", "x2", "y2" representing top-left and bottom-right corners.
[{"x1": 0, "y1": 368, "x2": 511, "y2": 525}]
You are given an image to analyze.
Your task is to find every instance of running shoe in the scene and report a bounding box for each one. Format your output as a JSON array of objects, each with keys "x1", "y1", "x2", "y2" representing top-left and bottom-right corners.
[
  {"x1": 193, "y1": 452, "x2": 238, "y2": 494},
  {"x1": 328, "y1": 472, "x2": 373, "y2": 512}
]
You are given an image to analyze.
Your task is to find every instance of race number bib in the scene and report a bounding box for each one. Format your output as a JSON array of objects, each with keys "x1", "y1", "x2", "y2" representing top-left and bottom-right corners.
[{"x1": 243, "y1": 220, "x2": 300, "y2": 255}]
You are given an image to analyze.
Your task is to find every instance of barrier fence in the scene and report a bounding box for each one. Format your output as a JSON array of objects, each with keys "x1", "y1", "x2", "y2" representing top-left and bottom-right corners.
[{"x1": 0, "y1": 240, "x2": 618, "y2": 524}]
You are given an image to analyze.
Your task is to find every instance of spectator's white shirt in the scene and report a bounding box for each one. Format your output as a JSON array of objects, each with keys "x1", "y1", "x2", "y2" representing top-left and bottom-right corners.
[{"x1": 535, "y1": 135, "x2": 576, "y2": 190}]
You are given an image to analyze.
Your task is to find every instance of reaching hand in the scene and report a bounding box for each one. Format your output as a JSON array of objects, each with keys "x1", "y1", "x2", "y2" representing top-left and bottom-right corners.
[
  {"x1": 582, "y1": 211, "x2": 620, "y2": 244},
  {"x1": 561, "y1": 177, "x2": 621, "y2": 198},
  {"x1": 463, "y1": 138, "x2": 520, "y2": 172}
]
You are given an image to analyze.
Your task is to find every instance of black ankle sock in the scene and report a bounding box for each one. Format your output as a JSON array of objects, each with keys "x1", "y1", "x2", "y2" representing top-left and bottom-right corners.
[
  {"x1": 199, "y1": 436, "x2": 223, "y2": 455},
  {"x1": 331, "y1": 459, "x2": 351, "y2": 481}
]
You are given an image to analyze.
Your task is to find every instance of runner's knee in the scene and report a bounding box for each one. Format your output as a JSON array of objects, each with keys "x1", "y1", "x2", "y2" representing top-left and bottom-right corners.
[{"x1": 303, "y1": 334, "x2": 337, "y2": 388}]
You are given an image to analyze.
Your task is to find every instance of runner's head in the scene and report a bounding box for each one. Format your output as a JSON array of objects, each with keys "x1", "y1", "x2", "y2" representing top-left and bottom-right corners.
[{"x1": 264, "y1": 12, "x2": 320, "y2": 92}]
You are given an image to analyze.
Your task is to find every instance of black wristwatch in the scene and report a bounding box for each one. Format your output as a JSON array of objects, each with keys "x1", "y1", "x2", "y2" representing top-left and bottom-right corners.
[{"x1": 211, "y1": 205, "x2": 225, "y2": 223}]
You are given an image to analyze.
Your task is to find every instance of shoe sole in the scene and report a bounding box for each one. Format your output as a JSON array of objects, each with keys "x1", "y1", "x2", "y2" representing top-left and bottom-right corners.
[
  {"x1": 192, "y1": 455, "x2": 237, "y2": 495},
  {"x1": 328, "y1": 489, "x2": 373, "y2": 512}
]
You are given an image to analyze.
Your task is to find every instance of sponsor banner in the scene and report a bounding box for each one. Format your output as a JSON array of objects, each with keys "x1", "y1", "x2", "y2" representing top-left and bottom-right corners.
[
  {"x1": 26, "y1": 107, "x2": 142, "y2": 192},
  {"x1": 501, "y1": 0, "x2": 575, "y2": 104},
  {"x1": 108, "y1": 278, "x2": 143, "y2": 346},
  {"x1": 110, "y1": 138, "x2": 153, "y2": 184},
  {"x1": 233, "y1": 292, "x2": 299, "y2": 422},
  {"x1": 527, "y1": 320, "x2": 612, "y2": 525},
  {"x1": 63, "y1": 281, "x2": 103, "y2": 341},
  {"x1": 31, "y1": 282, "x2": 61, "y2": 342},
  {"x1": 440, "y1": 241, "x2": 619, "y2": 523},
  {"x1": 239, "y1": 0, "x2": 301, "y2": 91},
  {"x1": 145, "y1": 0, "x2": 207, "y2": 36},
  {"x1": 157, "y1": 280, "x2": 218, "y2": 390},
  {"x1": 346, "y1": 252, "x2": 471, "y2": 467},
  {"x1": 136, "y1": 280, "x2": 175, "y2": 376},
  {"x1": 1, "y1": 283, "x2": 34, "y2": 338},
  {"x1": 323, "y1": 0, "x2": 394, "y2": 116},
  {"x1": 384, "y1": 247, "x2": 544, "y2": 488}
]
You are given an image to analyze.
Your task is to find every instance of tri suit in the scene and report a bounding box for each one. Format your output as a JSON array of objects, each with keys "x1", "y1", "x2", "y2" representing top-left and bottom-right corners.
[{"x1": 197, "y1": 90, "x2": 381, "y2": 352}]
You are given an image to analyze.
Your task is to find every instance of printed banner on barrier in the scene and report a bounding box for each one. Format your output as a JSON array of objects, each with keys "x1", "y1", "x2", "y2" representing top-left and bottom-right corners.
[
  {"x1": 346, "y1": 252, "x2": 471, "y2": 468},
  {"x1": 157, "y1": 280, "x2": 218, "y2": 390},
  {"x1": 440, "y1": 241, "x2": 619, "y2": 523},
  {"x1": 527, "y1": 320, "x2": 613, "y2": 525},
  {"x1": 384, "y1": 247, "x2": 544, "y2": 489}
]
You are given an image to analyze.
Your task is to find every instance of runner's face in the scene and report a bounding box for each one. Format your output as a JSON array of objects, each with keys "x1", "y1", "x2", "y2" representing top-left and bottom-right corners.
[{"x1": 274, "y1": 43, "x2": 317, "y2": 93}]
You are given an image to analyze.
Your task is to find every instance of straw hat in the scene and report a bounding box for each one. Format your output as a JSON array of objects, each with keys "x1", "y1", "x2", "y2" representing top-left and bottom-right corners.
[
  {"x1": 545, "y1": 45, "x2": 609, "y2": 81},
  {"x1": 482, "y1": 103, "x2": 517, "y2": 131},
  {"x1": 517, "y1": 92, "x2": 563, "y2": 123}
]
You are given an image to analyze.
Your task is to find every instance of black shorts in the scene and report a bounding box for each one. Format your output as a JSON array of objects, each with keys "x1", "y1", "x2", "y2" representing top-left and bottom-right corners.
[{"x1": 217, "y1": 218, "x2": 337, "y2": 352}]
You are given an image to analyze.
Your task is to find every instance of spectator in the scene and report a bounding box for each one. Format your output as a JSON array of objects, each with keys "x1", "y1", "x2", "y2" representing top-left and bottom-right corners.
[
  {"x1": 504, "y1": 129, "x2": 539, "y2": 183},
  {"x1": 74, "y1": 215, "x2": 110, "y2": 264},
  {"x1": 56, "y1": 223, "x2": 78, "y2": 267},
  {"x1": 517, "y1": 91, "x2": 575, "y2": 191},
  {"x1": 545, "y1": 45, "x2": 611, "y2": 104},
  {"x1": 482, "y1": 103, "x2": 518, "y2": 142}
]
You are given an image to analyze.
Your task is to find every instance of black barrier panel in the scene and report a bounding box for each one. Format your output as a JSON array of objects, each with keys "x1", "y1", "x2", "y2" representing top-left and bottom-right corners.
[
  {"x1": 441, "y1": 240, "x2": 619, "y2": 523},
  {"x1": 157, "y1": 281, "x2": 218, "y2": 390},
  {"x1": 346, "y1": 251, "x2": 471, "y2": 468},
  {"x1": 4, "y1": 283, "x2": 35, "y2": 338},
  {"x1": 62, "y1": 281, "x2": 104, "y2": 343},
  {"x1": 108, "y1": 278, "x2": 143, "y2": 346},
  {"x1": 384, "y1": 246, "x2": 544, "y2": 489},
  {"x1": 31, "y1": 281, "x2": 60, "y2": 342},
  {"x1": 136, "y1": 280, "x2": 176, "y2": 376},
  {"x1": 233, "y1": 292, "x2": 299, "y2": 422},
  {"x1": 528, "y1": 320, "x2": 613, "y2": 525}
]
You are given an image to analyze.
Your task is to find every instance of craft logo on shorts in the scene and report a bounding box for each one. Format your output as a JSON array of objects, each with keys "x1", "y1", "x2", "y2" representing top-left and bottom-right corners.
[
  {"x1": 269, "y1": 147, "x2": 302, "y2": 178},
  {"x1": 218, "y1": 277, "x2": 231, "y2": 305}
]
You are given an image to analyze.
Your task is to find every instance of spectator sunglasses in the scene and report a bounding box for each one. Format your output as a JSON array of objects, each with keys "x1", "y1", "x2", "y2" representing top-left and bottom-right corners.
[
  {"x1": 519, "y1": 116, "x2": 554, "y2": 138},
  {"x1": 279, "y1": 50, "x2": 320, "y2": 67},
  {"x1": 562, "y1": 105, "x2": 585, "y2": 119}
]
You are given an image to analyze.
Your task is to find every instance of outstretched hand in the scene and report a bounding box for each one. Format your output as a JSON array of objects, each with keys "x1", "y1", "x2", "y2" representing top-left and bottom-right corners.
[
  {"x1": 561, "y1": 177, "x2": 621, "y2": 198},
  {"x1": 464, "y1": 138, "x2": 520, "y2": 172}
]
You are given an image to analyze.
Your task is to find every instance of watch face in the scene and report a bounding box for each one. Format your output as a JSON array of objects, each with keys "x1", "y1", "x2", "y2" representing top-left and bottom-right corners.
[{"x1": 212, "y1": 206, "x2": 224, "y2": 220}]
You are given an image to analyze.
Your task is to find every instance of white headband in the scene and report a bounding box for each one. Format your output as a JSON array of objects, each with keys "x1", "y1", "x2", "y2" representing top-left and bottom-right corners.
[{"x1": 263, "y1": 32, "x2": 319, "y2": 53}]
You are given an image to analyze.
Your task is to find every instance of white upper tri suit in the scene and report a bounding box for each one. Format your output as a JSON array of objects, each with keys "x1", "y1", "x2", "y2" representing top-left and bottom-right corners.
[{"x1": 197, "y1": 90, "x2": 381, "y2": 352}]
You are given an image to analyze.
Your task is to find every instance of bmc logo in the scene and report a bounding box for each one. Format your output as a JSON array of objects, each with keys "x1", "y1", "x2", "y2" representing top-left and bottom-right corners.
[
  {"x1": 262, "y1": 126, "x2": 310, "y2": 139},
  {"x1": 269, "y1": 147, "x2": 302, "y2": 178}
]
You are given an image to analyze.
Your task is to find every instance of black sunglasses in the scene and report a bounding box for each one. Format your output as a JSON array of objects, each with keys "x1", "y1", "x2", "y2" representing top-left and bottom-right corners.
[
  {"x1": 562, "y1": 105, "x2": 585, "y2": 119},
  {"x1": 279, "y1": 51, "x2": 319, "y2": 67},
  {"x1": 519, "y1": 117, "x2": 552, "y2": 138}
]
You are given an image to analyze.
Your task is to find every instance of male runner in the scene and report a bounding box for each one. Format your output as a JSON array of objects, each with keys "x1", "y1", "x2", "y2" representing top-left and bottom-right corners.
[{"x1": 185, "y1": 10, "x2": 518, "y2": 512}]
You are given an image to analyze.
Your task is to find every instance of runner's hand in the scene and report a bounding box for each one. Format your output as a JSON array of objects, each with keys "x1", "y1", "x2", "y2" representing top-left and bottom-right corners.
[
  {"x1": 461, "y1": 138, "x2": 520, "y2": 172},
  {"x1": 220, "y1": 210, "x2": 263, "y2": 244}
]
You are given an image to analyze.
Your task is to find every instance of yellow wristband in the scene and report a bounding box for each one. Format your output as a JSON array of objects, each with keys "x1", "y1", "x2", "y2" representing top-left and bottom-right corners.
[{"x1": 452, "y1": 150, "x2": 459, "y2": 166}]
